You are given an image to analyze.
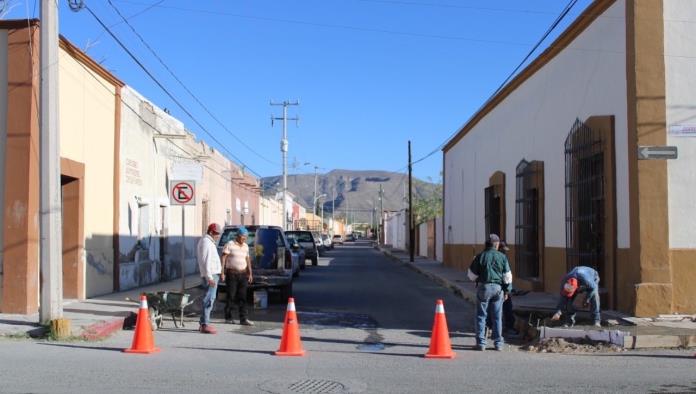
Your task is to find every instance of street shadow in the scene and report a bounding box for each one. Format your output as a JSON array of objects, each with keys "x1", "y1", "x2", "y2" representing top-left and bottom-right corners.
[
  {"x1": 580, "y1": 353, "x2": 696, "y2": 360},
  {"x1": 154, "y1": 327, "x2": 201, "y2": 334},
  {"x1": 247, "y1": 332, "x2": 429, "y2": 350},
  {"x1": 0, "y1": 319, "x2": 41, "y2": 327},
  {"x1": 63, "y1": 308, "x2": 131, "y2": 318},
  {"x1": 175, "y1": 346, "x2": 273, "y2": 356},
  {"x1": 406, "y1": 330, "x2": 474, "y2": 339},
  {"x1": 36, "y1": 342, "x2": 125, "y2": 352}
]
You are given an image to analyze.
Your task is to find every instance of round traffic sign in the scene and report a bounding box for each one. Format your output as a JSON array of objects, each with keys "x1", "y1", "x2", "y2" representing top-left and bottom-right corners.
[{"x1": 171, "y1": 181, "x2": 195, "y2": 204}]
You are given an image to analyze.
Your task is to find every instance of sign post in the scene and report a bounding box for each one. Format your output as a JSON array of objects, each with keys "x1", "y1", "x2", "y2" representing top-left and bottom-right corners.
[{"x1": 170, "y1": 180, "x2": 196, "y2": 292}]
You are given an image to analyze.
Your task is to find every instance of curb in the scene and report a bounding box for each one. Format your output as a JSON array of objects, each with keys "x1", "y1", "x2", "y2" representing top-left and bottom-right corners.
[
  {"x1": 380, "y1": 248, "x2": 477, "y2": 304},
  {"x1": 79, "y1": 317, "x2": 125, "y2": 341}
]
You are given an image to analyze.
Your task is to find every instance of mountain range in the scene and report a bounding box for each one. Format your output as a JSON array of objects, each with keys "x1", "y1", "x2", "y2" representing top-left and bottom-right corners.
[{"x1": 261, "y1": 169, "x2": 438, "y2": 223}]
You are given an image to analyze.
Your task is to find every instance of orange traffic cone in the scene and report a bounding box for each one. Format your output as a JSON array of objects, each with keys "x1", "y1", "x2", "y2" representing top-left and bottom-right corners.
[
  {"x1": 124, "y1": 294, "x2": 160, "y2": 354},
  {"x1": 425, "y1": 299, "x2": 456, "y2": 359},
  {"x1": 275, "y1": 297, "x2": 306, "y2": 356}
]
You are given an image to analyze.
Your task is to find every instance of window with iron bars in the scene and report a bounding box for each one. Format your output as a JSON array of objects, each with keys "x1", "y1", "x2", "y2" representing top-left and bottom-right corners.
[
  {"x1": 515, "y1": 160, "x2": 543, "y2": 279},
  {"x1": 565, "y1": 119, "x2": 605, "y2": 278}
]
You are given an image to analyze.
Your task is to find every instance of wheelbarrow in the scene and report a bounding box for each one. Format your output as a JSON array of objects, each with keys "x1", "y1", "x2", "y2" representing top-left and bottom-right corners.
[{"x1": 129, "y1": 292, "x2": 196, "y2": 331}]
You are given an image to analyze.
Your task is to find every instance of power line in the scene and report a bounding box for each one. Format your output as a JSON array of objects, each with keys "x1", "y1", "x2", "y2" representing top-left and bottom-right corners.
[
  {"x1": 106, "y1": 0, "x2": 279, "y2": 167},
  {"x1": 407, "y1": 0, "x2": 580, "y2": 168},
  {"x1": 81, "y1": 4, "x2": 263, "y2": 178}
]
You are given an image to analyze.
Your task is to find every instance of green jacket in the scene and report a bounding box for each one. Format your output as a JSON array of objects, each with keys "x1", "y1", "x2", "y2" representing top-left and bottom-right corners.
[{"x1": 467, "y1": 247, "x2": 513, "y2": 293}]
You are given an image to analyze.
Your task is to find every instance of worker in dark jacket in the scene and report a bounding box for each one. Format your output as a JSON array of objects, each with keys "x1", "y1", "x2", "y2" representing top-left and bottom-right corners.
[
  {"x1": 551, "y1": 266, "x2": 601, "y2": 327},
  {"x1": 468, "y1": 234, "x2": 513, "y2": 351}
]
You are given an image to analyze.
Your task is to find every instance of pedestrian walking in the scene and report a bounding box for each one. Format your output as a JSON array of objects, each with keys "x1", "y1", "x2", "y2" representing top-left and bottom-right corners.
[
  {"x1": 221, "y1": 226, "x2": 254, "y2": 326},
  {"x1": 468, "y1": 234, "x2": 513, "y2": 351},
  {"x1": 197, "y1": 222, "x2": 223, "y2": 334},
  {"x1": 551, "y1": 266, "x2": 601, "y2": 327}
]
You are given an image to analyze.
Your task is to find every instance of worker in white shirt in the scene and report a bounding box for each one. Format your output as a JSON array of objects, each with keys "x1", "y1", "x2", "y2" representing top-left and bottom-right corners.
[{"x1": 196, "y1": 223, "x2": 223, "y2": 334}]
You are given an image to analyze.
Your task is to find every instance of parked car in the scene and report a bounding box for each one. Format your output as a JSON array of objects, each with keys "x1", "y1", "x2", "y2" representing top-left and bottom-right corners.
[
  {"x1": 321, "y1": 233, "x2": 333, "y2": 250},
  {"x1": 332, "y1": 234, "x2": 344, "y2": 245},
  {"x1": 346, "y1": 233, "x2": 357, "y2": 242},
  {"x1": 285, "y1": 230, "x2": 319, "y2": 266},
  {"x1": 217, "y1": 225, "x2": 300, "y2": 300},
  {"x1": 313, "y1": 232, "x2": 326, "y2": 255}
]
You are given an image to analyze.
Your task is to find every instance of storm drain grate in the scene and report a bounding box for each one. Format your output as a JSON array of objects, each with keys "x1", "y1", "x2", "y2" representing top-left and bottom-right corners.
[{"x1": 288, "y1": 379, "x2": 346, "y2": 394}]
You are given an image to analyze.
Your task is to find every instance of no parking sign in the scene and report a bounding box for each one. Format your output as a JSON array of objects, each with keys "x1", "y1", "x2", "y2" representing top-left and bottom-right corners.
[{"x1": 170, "y1": 180, "x2": 196, "y2": 206}]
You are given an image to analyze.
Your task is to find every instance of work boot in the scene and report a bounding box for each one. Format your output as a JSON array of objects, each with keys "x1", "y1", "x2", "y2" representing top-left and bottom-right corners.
[
  {"x1": 240, "y1": 319, "x2": 255, "y2": 326},
  {"x1": 199, "y1": 324, "x2": 217, "y2": 334},
  {"x1": 593, "y1": 321, "x2": 602, "y2": 328},
  {"x1": 225, "y1": 319, "x2": 237, "y2": 324}
]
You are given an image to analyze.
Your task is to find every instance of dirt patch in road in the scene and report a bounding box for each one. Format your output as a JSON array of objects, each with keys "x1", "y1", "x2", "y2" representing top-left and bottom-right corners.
[{"x1": 524, "y1": 337, "x2": 625, "y2": 354}]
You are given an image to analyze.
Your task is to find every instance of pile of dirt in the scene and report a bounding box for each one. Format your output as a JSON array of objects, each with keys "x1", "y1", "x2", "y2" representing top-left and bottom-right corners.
[{"x1": 523, "y1": 337, "x2": 625, "y2": 354}]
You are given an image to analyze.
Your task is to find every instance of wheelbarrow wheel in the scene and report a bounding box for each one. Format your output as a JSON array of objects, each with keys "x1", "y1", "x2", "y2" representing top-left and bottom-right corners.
[{"x1": 148, "y1": 307, "x2": 161, "y2": 331}]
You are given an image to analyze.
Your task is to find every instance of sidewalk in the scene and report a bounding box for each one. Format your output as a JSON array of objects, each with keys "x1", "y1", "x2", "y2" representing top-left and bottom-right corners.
[
  {"x1": 379, "y1": 246, "x2": 696, "y2": 349},
  {"x1": 0, "y1": 274, "x2": 201, "y2": 340}
]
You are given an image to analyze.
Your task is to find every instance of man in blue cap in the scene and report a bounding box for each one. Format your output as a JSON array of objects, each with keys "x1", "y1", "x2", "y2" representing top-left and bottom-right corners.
[{"x1": 221, "y1": 226, "x2": 254, "y2": 326}]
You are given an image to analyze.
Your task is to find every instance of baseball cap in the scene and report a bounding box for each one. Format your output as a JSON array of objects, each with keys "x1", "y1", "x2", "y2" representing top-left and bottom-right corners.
[
  {"x1": 207, "y1": 223, "x2": 222, "y2": 235},
  {"x1": 487, "y1": 234, "x2": 501, "y2": 243},
  {"x1": 562, "y1": 278, "x2": 578, "y2": 298},
  {"x1": 238, "y1": 226, "x2": 249, "y2": 236}
]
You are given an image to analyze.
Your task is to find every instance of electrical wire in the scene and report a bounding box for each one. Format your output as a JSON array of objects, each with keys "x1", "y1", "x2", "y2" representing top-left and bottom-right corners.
[
  {"x1": 82, "y1": 4, "x2": 263, "y2": 178},
  {"x1": 105, "y1": 0, "x2": 279, "y2": 167},
  {"x1": 407, "y1": 0, "x2": 580, "y2": 169}
]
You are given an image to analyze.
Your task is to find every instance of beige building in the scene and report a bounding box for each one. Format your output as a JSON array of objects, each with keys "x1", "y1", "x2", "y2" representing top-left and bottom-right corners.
[
  {"x1": 1, "y1": 21, "x2": 122, "y2": 312},
  {"x1": 442, "y1": 0, "x2": 696, "y2": 316}
]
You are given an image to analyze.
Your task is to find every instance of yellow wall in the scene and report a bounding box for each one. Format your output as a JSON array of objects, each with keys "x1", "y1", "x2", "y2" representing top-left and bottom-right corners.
[{"x1": 59, "y1": 48, "x2": 116, "y2": 297}]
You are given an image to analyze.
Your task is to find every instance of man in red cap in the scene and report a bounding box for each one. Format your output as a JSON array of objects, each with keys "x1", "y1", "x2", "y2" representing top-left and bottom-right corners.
[
  {"x1": 196, "y1": 222, "x2": 223, "y2": 334},
  {"x1": 551, "y1": 266, "x2": 601, "y2": 328}
]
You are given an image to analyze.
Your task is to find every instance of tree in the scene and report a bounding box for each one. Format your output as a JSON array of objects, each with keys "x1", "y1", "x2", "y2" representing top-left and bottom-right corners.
[{"x1": 413, "y1": 175, "x2": 442, "y2": 224}]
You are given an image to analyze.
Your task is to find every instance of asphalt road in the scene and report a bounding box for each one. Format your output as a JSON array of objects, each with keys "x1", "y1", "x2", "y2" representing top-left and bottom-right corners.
[{"x1": 0, "y1": 242, "x2": 694, "y2": 394}]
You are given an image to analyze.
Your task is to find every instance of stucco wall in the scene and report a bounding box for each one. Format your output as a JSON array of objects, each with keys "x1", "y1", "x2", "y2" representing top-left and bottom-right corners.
[
  {"x1": 59, "y1": 48, "x2": 116, "y2": 297},
  {"x1": 435, "y1": 217, "x2": 443, "y2": 262},
  {"x1": 664, "y1": 0, "x2": 696, "y2": 249},
  {"x1": 0, "y1": 30, "x2": 7, "y2": 303},
  {"x1": 444, "y1": 2, "x2": 629, "y2": 249},
  {"x1": 663, "y1": 0, "x2": 696, "y2": 313},
  {"x1": 418, "y1": 223, "x2": 428, "y2": 257},
  {"x1": 384, "y1": 211, "x2": 406, "y2": 250},
  {"x1": 259, "y1": 196, "x2": 283, "y2": 227}
]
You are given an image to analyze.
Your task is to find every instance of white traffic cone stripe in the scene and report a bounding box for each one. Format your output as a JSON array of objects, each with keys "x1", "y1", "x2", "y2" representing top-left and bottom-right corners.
[
  {"x1": 287, "y1": 302, "x2": 296, "y2": 312},
  {"x1": 435, "y1": 303, "x2": 445, "y2": 314},
  {"x1": 140, "y1": 299, "x2": 148, "y2": 309}
]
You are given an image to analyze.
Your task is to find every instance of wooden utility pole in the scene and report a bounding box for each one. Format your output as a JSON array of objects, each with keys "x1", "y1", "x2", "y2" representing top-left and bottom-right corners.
[{"x1": 408, "y1": 141, "x2": 414, "y2": 262}]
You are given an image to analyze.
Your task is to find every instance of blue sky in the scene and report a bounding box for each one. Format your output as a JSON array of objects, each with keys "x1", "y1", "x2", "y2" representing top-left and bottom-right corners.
[{"x1": 3, "y1": 0, "x2": 593, "y2": 181}]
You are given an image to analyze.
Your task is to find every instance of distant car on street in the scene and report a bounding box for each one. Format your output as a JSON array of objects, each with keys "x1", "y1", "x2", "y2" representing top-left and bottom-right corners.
[
  {"x1": 313, "y1": 232, "x2": 326, "y2": 255},
  {"x1": 285, "y1": 230, "x2": 319, "y2": 266},
  {"x1": 346, "y1": 233, "x2": 357, "y2": 242},
  {"x1": 321, "y1": 233, "x2": 333, "y2": 250},
  {"x1": 217, "y1": 225, "x2": 299, "y2": 300},
  {"x1": 332, "y1": 234, "x2": 344, "y2": 245}
]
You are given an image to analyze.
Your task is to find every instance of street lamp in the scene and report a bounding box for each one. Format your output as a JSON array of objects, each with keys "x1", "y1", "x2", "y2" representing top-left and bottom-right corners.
[{"x1": 314, "y1": 193, "x2": 327, "y2": 232}]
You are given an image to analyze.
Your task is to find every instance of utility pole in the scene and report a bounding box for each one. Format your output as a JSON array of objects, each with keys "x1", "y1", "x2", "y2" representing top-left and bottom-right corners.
[
  {"x1": 408, "y1": 140, "x2": 414, "y2": 262},
  {"x1": 271, "y1": 100, "x2": 299, "y2": 230},
  {"x1": 313, "y1": 165, "x2": 318, "y2": 215},
  {"x1": 331, "y1": 186, "x2": 335, "y2": 228},
  {"x1": 39, "y1": 0, "x2": 66, "y2": 332},
  {"x1": 378, "y1": 184, "x2": 383, "y2": 245}
]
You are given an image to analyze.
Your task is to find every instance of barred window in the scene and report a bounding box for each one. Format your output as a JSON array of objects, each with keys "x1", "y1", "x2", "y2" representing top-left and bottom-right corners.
[
  {"x1": 515, "y1": 160, "x2": 544, "y2": 279},
  {"x1": 565, "y1": 119, "x2": 605, "y2": 277}
]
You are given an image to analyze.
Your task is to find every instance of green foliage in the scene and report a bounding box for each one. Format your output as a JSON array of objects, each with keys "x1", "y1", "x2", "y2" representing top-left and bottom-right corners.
[{"x1": 413, "y1": 175, "x2": 442, "y2": 224}]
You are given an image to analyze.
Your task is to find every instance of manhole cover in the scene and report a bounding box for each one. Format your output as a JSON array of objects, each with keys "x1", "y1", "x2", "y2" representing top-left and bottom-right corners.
[{"x1": 288, "y1": 379, "x2": 345, "y2": 394}]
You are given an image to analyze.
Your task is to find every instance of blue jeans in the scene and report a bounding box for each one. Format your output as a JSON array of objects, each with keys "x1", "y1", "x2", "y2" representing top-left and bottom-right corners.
[
  {"x1": 476, "y1": 283, "x2": 503, "y2": 348},
  {"x1": 199, "y1": 275, "x2": 220, "y2": 325},
  {"x1": 555, "y1": 289, "x2": 600, "y2": 325}
]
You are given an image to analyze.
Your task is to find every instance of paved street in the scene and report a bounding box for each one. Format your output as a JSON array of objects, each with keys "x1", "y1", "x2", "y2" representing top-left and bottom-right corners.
[{"x1": 1, "y1": 242, "x2": 695, "y2": 394}]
